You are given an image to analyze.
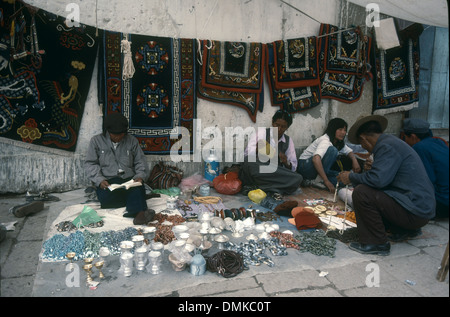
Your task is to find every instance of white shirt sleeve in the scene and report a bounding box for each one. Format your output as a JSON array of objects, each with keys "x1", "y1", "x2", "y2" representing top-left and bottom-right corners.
[{"x1": 284, "y1": 135, "x2": 298, "y2": 171}]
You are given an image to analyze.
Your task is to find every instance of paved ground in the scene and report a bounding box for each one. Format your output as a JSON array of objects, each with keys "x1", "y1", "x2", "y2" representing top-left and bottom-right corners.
[{"x1": 1, "y1": 187, "x2": 448, "y2": 299}]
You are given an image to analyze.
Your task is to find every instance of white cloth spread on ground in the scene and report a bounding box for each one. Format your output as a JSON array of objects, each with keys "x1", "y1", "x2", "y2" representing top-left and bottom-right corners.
[{"x1": 45, "y1": 194, "x2": 179, "y2": 240}]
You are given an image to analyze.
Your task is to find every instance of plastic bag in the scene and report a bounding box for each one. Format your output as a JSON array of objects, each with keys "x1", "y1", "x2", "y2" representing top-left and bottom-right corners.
[
  {"x1": 151, "y1": 187, "x2": 181, "y2": 197},
  {"x1": 248, "y1": 189, "x2": 267, "y2": 204},
  {"x1": 72, "y1": 206, "x2": 103, "y2": 227}
]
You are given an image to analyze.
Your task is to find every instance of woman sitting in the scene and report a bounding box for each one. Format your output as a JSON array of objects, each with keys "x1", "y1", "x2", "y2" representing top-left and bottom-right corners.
[
  {"x1": 239, "y1": 110, "x2": 303, "y2": 195},
  {"x1": 297, "y1": 118, "x2": 361, "y2": 192}
]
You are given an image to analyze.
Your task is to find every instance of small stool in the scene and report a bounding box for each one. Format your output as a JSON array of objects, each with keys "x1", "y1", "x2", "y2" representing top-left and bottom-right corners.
[{"x1": 436, "y1": 242, "x2": 449, "y2": 282}]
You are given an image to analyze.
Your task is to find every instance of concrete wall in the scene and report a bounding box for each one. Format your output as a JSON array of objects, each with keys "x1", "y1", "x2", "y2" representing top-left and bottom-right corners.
[{"x1": 0, "y1": 0, "x2": 402, "y2": 194}]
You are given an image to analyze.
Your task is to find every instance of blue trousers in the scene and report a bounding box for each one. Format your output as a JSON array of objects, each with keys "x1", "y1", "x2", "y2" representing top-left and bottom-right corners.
[
  {"x1": 297, "y1": 146, "x2": 340, "y2": 186},
  {"x1": 96, "y1": 177, "x2": 147, "y2": 216}
]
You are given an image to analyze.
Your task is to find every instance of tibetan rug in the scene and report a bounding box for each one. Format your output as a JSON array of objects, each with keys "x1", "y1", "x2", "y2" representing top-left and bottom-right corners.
[
  {"x1": 100, "y1": 31, "x2": 197, "y2": 155},
  {"x1": 201, "y1": 40, "x2": 265, "y2": 93},
  {"x1": 266, "y1": 43, "x2": 321, "y2": 114},
  {"x1": 198, "y1": 40, "x2": 264, "y2": 123},
  {"x1": 0, "y1": 5, "x2": 98, "y2": 151},
  {"x1": 372, "y1": 38, "x2": 420, "y2": 115},
  {"x1": 318, "y1": 24, "x2": 372, "y2": 103},
  {"x1": 272, "y1": 37, "x2": 320, "y2": 90}
]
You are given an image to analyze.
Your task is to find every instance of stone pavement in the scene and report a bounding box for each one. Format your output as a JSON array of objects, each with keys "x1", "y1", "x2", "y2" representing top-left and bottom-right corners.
[{"x1": 1, "y1": 188, "x2": 448, "y2": 299}]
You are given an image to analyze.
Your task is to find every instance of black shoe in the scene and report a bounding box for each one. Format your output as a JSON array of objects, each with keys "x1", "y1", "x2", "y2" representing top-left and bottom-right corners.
[
  {"x1": 388, "y1": 229, "x2": 422, "y2": 242},
  {"x1": 349, "y1": 242, "x2": 390, "y2": 256},
  {"x1": 133, "y1": 209, "x2": 156, "y2": 225},
  {"x1": 10, "y1": 201, "x2": 45, "y2": 218}
]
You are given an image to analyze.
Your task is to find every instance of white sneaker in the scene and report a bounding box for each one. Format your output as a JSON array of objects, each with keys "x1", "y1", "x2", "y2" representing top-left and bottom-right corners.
[
  {"x1": 311, "y1": 175, "x2": 327, "y2": 190},
  {"x1": 301, "y1": 176, "x2": 327, "y2": 190}
]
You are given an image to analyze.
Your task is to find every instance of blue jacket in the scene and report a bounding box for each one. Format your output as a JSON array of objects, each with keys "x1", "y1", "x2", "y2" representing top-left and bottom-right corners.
[
  {"x1": 350, "y1": 134, "x2": 435, "y2": 219},
  {"x1": 413, "y1": 137, "x2": 449, "y2": 207}
]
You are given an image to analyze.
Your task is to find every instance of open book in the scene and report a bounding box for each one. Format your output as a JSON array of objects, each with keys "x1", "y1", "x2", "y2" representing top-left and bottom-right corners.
[{"x1": 108, "y1": 179, "x2": 143, "y2": 191}]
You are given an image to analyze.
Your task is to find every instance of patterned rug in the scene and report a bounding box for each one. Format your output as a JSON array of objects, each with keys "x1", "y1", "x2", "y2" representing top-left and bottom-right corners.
[
  {"x1": 201, "y1": 40, "x2": 265, "y2": 93},
  {"x1": 0, "y1": 5, "x2": 98, "y2": 151},
  {"x1": 272, "y1": 37, "x2": 320, "y2": 89},
  {"x1": 318, "y1": 24, "x2": 372, "y2": 103},
  {"x1": 99, "y1": 31, "x2": 197, "y2": 154},
  {"x1": 197, "y1": 40, "x2": 265, "y2": 123},
  {"x1": 372, "y1": 38, "x2": 420, "y2": 115},
  {"x1": 266, "y1": 43, "x2": 321, "y2": 114}
]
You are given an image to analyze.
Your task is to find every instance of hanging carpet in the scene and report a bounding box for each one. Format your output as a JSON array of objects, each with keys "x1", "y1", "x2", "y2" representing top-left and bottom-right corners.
[
  {"x1": 372, "y1": 38, "x2": 420, "y2": 115},
  {"x1": 197, "y1": 40, "x2": 264, "y2": 123},
  {"x1": 271, "y1": 36, "x2": 320, "y2": 90},
  {"x1": 201, "y1": 40, "x2": 265, "y2": 93},
  {"x1": 318, "y1": 24, "x2": 372, "y2": 103},
  {"x1": 99, "y1": 31, "x2": 197, "y2": 155},
  {"x1": 0, "y1": 5, "x2": 99, "y2": 152},
  {"x1": 266, "y1": 43, "x2": 321, "y2": 114}
]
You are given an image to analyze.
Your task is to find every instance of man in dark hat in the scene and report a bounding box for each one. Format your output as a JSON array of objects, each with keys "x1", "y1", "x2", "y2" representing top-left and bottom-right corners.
[
  {"x1": 402, "y1": 118, "x2": 449, "y2": 219},
  {"x1": 85, "y1": 112, "x2": 154, "y2": 225},
  {"x1": 337, "y1": 115, "x2": 435, "y2": 255}
]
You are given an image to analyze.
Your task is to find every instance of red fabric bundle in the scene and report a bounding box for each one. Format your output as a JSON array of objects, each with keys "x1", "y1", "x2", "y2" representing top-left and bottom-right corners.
[{"x1": 213, "y1": 172, "x2": 242, "y2": 195}]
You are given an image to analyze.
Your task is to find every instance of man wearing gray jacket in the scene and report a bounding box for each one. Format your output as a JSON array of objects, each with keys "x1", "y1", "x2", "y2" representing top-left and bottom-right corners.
[
  {"x1": 84, "y1": 112, "x2": 154, "y2": 225},
  {"x1": 338, "y1": 115, "x2": 435, "y2": 256}
]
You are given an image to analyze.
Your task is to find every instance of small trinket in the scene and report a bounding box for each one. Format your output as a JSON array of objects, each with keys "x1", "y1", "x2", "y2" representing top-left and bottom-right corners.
[
  {"x1": 190, "y1": 254, "x2": 206, "y2": 276},
  {"x1": 66, "y1": 252, "x2": 76, "y2": 269},
  {"x1": 147, "y1": 251, "x2": 162, "y2": 274},
  {"x1": 95, "y1": 261, "x2": 105, "y2": 279},
  {"x1": 199, "y1": 184, "x2": 210, "y2": 196},
  {"x1": 135, "y1": 247, "x2": 148, "y2": 271},
  {"x1": 83, "y1": 264, "x2": 93, "y2": 284}
]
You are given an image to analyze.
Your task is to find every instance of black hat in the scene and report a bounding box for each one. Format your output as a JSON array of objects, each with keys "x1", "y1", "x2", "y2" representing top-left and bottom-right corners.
[{"x1": 103, "y1": 112, "x2": 128, "y2": 134}]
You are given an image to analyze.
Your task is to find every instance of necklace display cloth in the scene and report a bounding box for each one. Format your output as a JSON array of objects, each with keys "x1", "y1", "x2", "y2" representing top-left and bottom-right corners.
[
  {"x1": 0, "y1": 5, "x2": 98, "y2": 151},
  {"x1": 99, "y1": 31, "x2": 197, "y2": 154},
  {"x1": 40, "y1": 194, "x2": 179, "y2": 262},
  {"x1": 372, "y1": 38, "x2": 420, "y2": 115},
  {"x1": 266, "y1": 43, "x2": 321, "y2": 113},
  {"x1": 318, "y1": 24, "x2": 372, "y2": 103},
  {"x1": 197, "y1": 40, "x2": 265, "y2": 123}
]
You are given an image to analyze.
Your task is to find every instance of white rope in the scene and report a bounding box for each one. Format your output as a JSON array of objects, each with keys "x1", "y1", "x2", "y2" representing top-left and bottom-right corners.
[
  {"x1": 339, "y1": 185, "x2": 349, "y2": 234},
  {"x1": 121, "y1": 38, "x2": 135, "y2": 80}
]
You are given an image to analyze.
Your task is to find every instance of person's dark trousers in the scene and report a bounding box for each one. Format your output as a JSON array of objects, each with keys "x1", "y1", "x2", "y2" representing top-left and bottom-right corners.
[
  {"x1": 96, "y1": 177, "x2": 147, "y2": 216},
  {"x1": 352, "y1": 184, "x2": 429, "y2": 244},
  {"x1": 435, "y1": 200, "x2": 449, "y2": 219},
  {"x1": 239, "y1": 161, "x2": 303, "y2": 195}
]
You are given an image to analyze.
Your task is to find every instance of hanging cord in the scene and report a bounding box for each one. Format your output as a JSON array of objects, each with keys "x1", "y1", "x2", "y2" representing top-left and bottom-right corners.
[
  {"x1": 279, "y1": 0, "x2": 322, "y2": 24},
  {"x1": 196, "y1": 39, "x2": 213, "y2": 66},
  {"x1": 95, "y1": 0, "x2": 98, "y2": 36},
  {"x1": 339, "y1": 185, "x2": 349, "y2": 234},
  {"x1": 205, "y1": 250, "x2": 245, "y2": 278},
  {"x1": 196, "y1": 0, "x2": 218, "y2": 65},
  {"x1": 121, "y1": 38, "x2": 135, "y2": 80}
]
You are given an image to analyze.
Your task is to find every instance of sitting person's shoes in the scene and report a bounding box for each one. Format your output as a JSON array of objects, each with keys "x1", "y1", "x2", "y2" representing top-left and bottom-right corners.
[
  {"x1": 301, "y1": 177, "x2": 327, "y2": 190},
  {"x1": 9, "y1": 201, "x2": 45, "y2": 218},
  {"x1": 133, "y1": 209, "x2": 156, "y2": 225},
  {"x1": 388, "y1": 229, "x2": 422, "y2": 242},
  {"x1": 349, "y1": 242, "x2": 391, "y2": 256}
]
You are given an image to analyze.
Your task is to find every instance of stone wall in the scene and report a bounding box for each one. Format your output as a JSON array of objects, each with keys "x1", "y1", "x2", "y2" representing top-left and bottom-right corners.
[{"x1": 0, "y1": 0, "x2": 404, "y2": 194}]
